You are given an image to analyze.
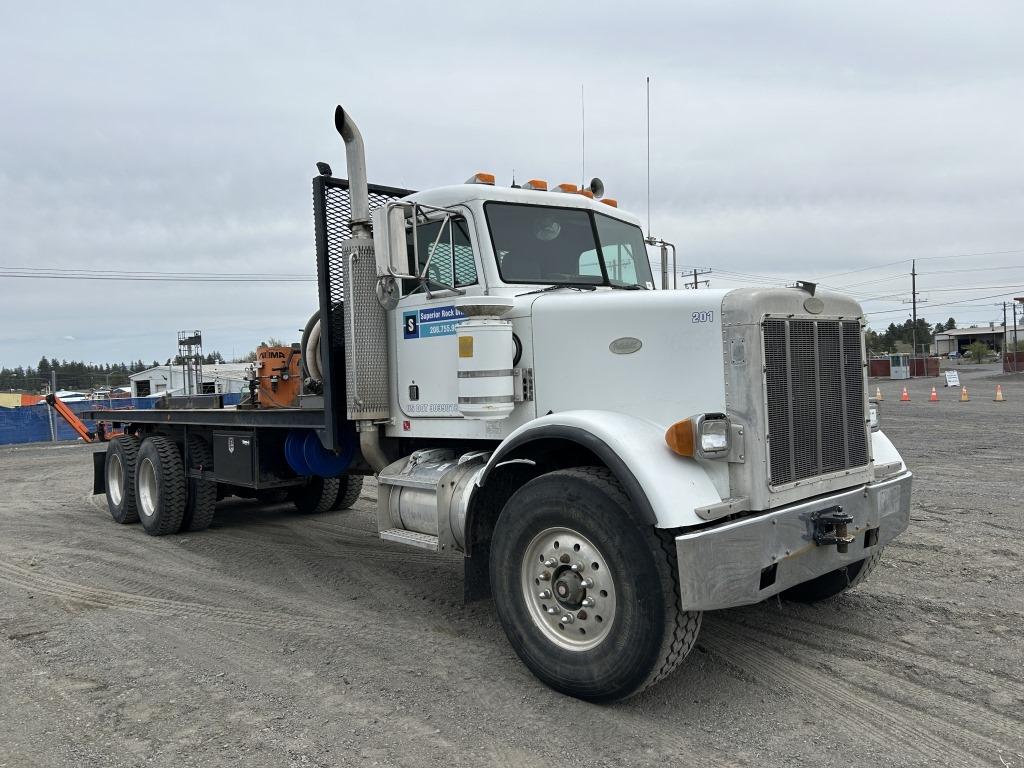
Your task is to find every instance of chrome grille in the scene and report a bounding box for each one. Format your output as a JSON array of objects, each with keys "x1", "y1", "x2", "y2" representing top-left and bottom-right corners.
[{"x1": 763, "y1": 318, "x2": 869, "y2": 486}]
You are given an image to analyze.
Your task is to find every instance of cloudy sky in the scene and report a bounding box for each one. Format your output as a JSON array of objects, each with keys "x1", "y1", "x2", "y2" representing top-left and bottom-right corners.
[{"x1": 2, "y1": 1, "x2": 1023, "y2": 370}]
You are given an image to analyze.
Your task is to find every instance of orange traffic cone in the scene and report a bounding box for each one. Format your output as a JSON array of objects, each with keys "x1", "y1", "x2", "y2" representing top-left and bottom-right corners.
[
  {"x1": 875, "y1": 386, "x2": 884, "y2": 401},
  {"x1": 900, "y1": 387, "x2": 910, "y2": 402},
  {"x1": 960, "y1": 386, "x2": 969, "y2": 402},
  {"x1": 995, "y1": 384, "x2": 1006, "y2": 402},
  {"x1": 929, "y1": 387, "x2": 939, "y2": 402}
]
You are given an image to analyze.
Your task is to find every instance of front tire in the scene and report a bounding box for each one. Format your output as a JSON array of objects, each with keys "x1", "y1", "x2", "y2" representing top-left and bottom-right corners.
[
  {"x1": 105, "y1": 435, "x2": 140, "y2": 524},
  {"x1": 490, "y1": 467, "x2": 701, "y2": 702},
  {"x1": 136, "y1": 436, "x2": 186, "y2": 536},
  {"x1": 781, "y1": 549, "x2": 884, "y2": 602}
]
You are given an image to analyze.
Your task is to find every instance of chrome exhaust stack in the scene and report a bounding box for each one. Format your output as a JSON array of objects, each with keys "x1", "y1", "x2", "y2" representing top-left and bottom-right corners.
[
  {"x1": 334, "y1": 105, "x2": 371, "y2": 239},
  {"x1": 331, "y1": 105, "x2": 389, "y2": 472}
]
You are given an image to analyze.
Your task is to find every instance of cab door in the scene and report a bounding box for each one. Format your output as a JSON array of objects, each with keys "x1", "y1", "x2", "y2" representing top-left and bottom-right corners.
[{"x1": 394, "y1": 208, "x2": 484, "y2": 418}]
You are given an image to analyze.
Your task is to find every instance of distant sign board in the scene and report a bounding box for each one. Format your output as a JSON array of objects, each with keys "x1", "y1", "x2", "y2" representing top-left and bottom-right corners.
[{"x1": 944, "y1": 370, "x2": 960, "y2": 388}]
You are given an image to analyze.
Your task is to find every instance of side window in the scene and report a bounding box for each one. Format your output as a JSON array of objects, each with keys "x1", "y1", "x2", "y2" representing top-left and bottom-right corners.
[
  {"x1": 594, "y1": 214, "x2": 646, "y2": 286},
  {"x1": 407, "y1": 216, "x2": 478, "y2": 288},
  {"x1": 578, "y1": 248, "x2": 603, "y2": 278}
]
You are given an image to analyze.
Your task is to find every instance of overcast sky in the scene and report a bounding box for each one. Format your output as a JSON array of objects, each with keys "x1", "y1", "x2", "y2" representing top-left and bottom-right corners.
[{"x1": 2, "y1": 1, "x2": 1023, "y2": 370}]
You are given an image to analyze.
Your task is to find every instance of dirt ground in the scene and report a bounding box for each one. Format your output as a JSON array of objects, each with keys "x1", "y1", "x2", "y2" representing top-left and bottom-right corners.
[{"x1": 1, "y1": 367, "x2": 1022, "y2": 767}]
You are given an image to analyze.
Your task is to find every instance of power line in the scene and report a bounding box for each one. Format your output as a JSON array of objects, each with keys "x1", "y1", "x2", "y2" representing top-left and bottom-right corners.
[
  {"x1": 0, "y1": 273, "x2": 314, "y2": 283},
  {"x1": 812, "y1": 248, "x2": 1024, "y2": 282},
  {"x1": 0, "y1": 264, "x2": 311, "y2": 278},
  {"x1": 865, "y1": 291, "x2": 1022, "y2": 317}
]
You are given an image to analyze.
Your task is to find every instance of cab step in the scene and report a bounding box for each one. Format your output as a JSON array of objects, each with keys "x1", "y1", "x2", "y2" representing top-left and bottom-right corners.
[{"x1": 379, "y1": 528, "x2": 439, "y2": 552}]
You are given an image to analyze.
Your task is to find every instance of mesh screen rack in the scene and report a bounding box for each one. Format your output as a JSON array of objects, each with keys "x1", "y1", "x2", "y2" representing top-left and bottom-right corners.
[{"x1": 312, "y1": 176, "x2": 414, "y2": 449}]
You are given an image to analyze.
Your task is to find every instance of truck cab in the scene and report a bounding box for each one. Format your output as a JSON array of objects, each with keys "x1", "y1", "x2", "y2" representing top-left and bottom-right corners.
[{"x1": 306, "y1": 106, "x2": 912, "y2": 701}]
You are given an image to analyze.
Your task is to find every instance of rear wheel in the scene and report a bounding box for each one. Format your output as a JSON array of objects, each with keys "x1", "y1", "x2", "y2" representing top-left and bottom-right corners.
[
  {"x1": 180, "y1": 436, "x2": 216, "y2": 532},
  {"x1": 331, "y1": 475, "x2": 364, "y2": 510},
  {"x1": 290, "y1": 477, "x2": 340, "y2": 514},
  {"x1": 105, "y1": 435, "x2": 140, "y2": 524},
  {"x1": 136, "y1": 436, "x2": 186, "y2": 536},
  {"x1": 781, "y1": 549, "x2": 884, "y2": 602},
  {"x1": 490, "y1": 467, "x2": 701, "y2": 702}
]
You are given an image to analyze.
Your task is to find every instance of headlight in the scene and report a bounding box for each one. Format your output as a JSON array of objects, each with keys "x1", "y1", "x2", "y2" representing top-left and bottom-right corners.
[
  {"x1": 868, "y1": 402, "x2": 880, "y2": 432},
  {"x1": 665, "y1": 413, "x2": 732, "y2": 458},
  {"x1": 698, "y1": 417, "x2": 730, "y2": 454}
]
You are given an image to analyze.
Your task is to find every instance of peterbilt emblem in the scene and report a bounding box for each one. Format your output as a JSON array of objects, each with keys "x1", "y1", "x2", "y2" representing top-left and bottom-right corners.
[
  {"x1": 803, "y1": 297, "x2": 825, "y2": 314},
  {"x1": 227, "y1": 437, "x2": 235, "y2": 454},
  {"x1": 609, "y1": 337, "x2": 643, "y2": 355}
]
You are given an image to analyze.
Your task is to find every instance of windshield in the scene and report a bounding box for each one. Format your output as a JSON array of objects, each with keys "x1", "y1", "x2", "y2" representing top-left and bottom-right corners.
[{"x1": 484, "y1": 202, "x2": 655, "y2": 288}]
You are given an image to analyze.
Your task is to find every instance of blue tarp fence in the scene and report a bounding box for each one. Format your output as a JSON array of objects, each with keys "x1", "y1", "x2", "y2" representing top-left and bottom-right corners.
[{"x1": 0, "y1": 394, "x2": 242, "y2": 446}]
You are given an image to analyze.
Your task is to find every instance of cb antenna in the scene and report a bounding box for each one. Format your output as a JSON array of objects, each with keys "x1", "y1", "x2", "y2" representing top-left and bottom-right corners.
[
  {"x1": 581, "y1": 83, "x2": 585, "y2": 189},
  {"x1": 646, "y1": 75, "x2": 651, "y2": 238}
]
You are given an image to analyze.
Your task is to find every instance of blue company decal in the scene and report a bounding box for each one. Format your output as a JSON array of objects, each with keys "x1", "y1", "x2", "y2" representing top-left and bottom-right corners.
[{"x1": 403, "y1": 305, "x2": 466, "y2": 340}]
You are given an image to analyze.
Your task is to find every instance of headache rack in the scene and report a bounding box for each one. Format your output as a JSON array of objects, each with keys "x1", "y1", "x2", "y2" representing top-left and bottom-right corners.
[
  {"x1": 763, "y1": 317, "x2": 870, "y2": 487},
  {"x1": 312, "y1": 176, "x2": 415, "y2": 449}
]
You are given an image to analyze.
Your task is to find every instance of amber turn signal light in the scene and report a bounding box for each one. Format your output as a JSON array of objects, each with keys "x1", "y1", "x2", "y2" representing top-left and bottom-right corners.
[{"x1": 665, "y1": 418, "x2": 695, "y2": 457}]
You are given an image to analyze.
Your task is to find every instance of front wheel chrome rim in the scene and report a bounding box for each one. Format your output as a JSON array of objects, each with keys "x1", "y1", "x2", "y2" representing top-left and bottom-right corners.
[
  {"x1": 520, "y1": 526, "x2": 617, "y2": 651},
  {"x1": 107, "y1": 453, "x2": 124, "y2": 507},
  {"x1": 138, "y1": 458, "x2": 158, "y2": 518}
]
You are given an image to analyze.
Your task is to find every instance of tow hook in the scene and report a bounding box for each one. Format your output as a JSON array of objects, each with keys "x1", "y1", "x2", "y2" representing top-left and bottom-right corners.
[{"x1": 810, "y1": 506, "x2": 856, "y2": 553}]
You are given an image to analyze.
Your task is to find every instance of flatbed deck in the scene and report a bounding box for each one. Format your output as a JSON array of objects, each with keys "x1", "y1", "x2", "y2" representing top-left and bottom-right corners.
[{"x1": 83, "y1": 407, "x2": 326, "y2": 430}]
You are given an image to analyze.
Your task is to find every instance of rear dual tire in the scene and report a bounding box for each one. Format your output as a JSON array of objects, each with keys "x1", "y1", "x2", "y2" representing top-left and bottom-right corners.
[
  {"x1": 331, "y1": 475, "x2": 364, "y2": 511},
  {"x1": 136, "y1": 436, "x2": 187, "y2": 536},
  {"x1": 181, "y1": 436, "x2": 217, "y2": 532},
  {"x1": 105, "y1": 435, "x2": 141, "y2": 524},
  {"x1": 290, "y1": 476, "x2": 341, "y2": 515}
]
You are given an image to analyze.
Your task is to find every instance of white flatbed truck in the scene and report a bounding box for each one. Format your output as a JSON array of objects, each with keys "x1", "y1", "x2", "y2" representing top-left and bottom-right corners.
[{"x1": 86, "y1": 106, "x2": 912, "y2": 702}]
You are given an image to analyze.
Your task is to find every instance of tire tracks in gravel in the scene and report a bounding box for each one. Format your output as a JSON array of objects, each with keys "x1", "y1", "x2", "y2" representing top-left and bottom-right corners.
[
  {"x1": 717, "y1": 615, "x2": 1024, "y2": 752},
  {"x1": 186, "y1": 617, "x2": 747, "y2": 768},
  {"x1": 702, "y1": 621, "x2": 1018, "y2": 766},
  {"x1": 728, "y1": 609, "x2": 1024, "y2": 701},
  {"x1": 0, "y1": 560, "x2": 338, "y2": 637}
]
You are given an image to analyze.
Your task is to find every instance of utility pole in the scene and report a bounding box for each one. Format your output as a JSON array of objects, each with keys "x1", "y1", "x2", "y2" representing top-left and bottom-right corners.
[
  {"x1": 911, "y1": 259, "x2": 918, "y2": 360},
  {"x1": 49, "y1": 370, "x2": 57, "y2": 443},
  {"x1": 686, "y1": 267, "x2": 712, "y2": 289},
  {"x1": 1004, "y1": 302, "x2": 1009, "y2": 372},
  {"x1": 1015, "y1": 299, "x2": 1021, "y2": 373}
]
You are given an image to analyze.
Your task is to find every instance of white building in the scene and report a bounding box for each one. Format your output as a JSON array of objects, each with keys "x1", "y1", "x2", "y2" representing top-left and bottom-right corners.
[
  {"x1": 932, "y1": 325, "x2": 1024, "y2": 356},
  {"x1": 129, "y1": 364, "x2": 250, "y2": 398}
]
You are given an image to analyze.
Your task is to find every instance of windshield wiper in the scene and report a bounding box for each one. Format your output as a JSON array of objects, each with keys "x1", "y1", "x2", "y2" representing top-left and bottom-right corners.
[
  {"x1": 517, "y1": 283, "x2": 599, "y2": 297},
  {"x1": 608, "y1": 281, "x2": 648, "y2": 290}
]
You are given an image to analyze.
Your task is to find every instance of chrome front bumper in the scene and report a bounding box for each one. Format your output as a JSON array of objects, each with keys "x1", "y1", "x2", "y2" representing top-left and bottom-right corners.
[{"x1": 675, "y1": 471, "x2": 912, "y2": 611}]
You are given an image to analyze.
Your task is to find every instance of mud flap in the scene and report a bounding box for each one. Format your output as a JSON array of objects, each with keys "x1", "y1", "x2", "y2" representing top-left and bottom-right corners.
[{"x1": 92, "y1": 450, "x2": 106, "y2": 495}]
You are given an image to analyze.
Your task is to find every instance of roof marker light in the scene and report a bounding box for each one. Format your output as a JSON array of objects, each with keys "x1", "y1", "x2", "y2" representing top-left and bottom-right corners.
[
  {"x1": 600, "y1": 198, "x2": 618, "y2": 207},
  {"x1": 553, "y1": 183, "x2": 578, "y2": 193},
  {"x1": 466, "y1": 172, "x2": 495, "y2": 185},
  {"x1": 522, "y1": 179, "x2": 548, "y2": 191},
  {"x1": 576, "y1": 189, "x2": 594, "y2": 199}
]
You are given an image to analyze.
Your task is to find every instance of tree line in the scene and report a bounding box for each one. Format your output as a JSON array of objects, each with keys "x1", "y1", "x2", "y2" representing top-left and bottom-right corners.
[
  {"x1": 1, "y1": 352, "x2": 227, "y2": 392},
  {"x1": 864, "y1": 317, "x2": 957, "y2": 355}
]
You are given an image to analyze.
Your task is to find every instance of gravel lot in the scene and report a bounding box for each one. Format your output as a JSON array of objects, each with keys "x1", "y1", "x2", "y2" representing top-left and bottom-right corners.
[{"x1": 2, "y1": 366, "x2": 1022, "y2": 767}]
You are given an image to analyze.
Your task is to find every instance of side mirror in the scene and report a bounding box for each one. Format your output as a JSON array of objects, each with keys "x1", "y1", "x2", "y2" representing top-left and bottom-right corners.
[{"x1": 372, "y1": 204, "x2": 410, "y2": 277}]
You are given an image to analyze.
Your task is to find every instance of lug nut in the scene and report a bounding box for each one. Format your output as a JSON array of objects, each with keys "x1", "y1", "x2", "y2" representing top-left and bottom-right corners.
[
  {"x1": 546, "y1": 607, "x2": 559, "y2": 615},
  {"x1": 538, "y1": 571, "x2": 551, "y2": 581},
  {"x1": 561, "y1": 613, "x2": 575, "y2": 624},
  {"x1": 538, "y1": 590, "x2": 551, "y2": 599},
  {"x1": 543, "y1": 558, "x2": 557, "y2": 568},
  {"x1": 569, "y1": 562, "x2": 584, "y2": 573},
  {"x1": 581, "y1": 597, "x2": 595, "y2": 607},
  {"x1": 580, "y1": 578, "x2": 594, "y2": 589}
]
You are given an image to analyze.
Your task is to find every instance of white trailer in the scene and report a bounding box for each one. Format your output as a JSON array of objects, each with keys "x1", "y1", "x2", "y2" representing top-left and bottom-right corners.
[{"x1": 91, "y1": 106, "x2": 911, "y2": 702}]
